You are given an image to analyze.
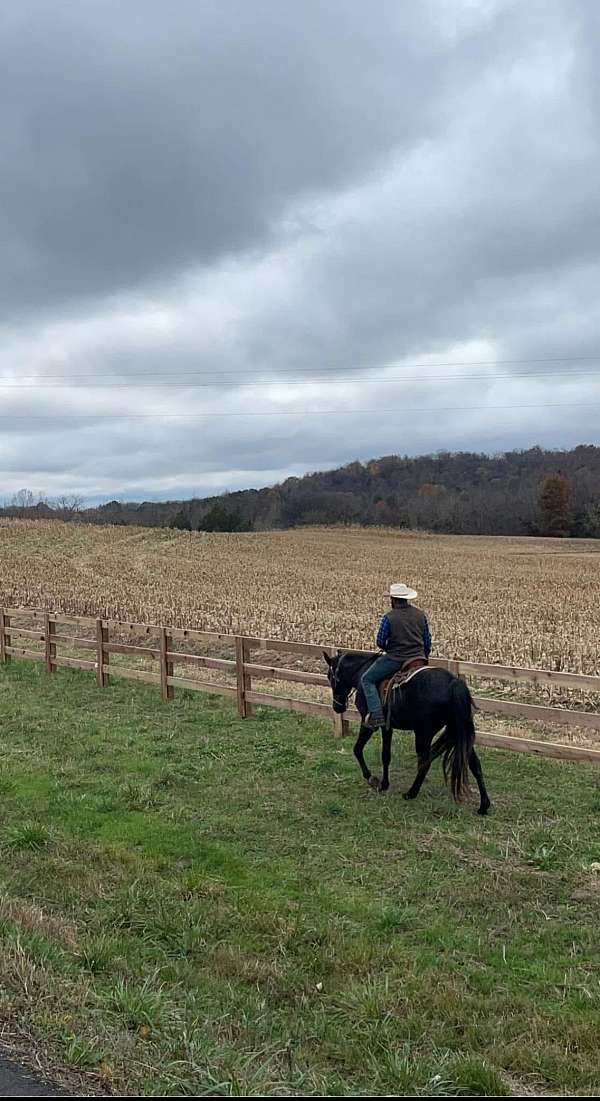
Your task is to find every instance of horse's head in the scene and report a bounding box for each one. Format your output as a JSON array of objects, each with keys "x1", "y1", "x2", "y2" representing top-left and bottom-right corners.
[{"x1": 323, "y1": 650, "x2": 349, "y2": 713}]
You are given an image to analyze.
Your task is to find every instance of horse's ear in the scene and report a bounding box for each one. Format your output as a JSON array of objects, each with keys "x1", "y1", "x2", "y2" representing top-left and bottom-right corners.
[{"x1": 323, "y1": 651, "x2": 333, "y2": 666}]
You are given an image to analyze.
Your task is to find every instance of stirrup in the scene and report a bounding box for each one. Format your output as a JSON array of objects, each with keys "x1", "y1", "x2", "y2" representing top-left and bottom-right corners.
[{"x1": 365, "y1": 712, "x2": 384, "y2": 731}]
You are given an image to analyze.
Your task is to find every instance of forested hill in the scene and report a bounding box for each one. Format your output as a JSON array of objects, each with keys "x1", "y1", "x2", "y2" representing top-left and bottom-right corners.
[{"x1": 4, "y1": 445, "x2": 600, "y2": 537}]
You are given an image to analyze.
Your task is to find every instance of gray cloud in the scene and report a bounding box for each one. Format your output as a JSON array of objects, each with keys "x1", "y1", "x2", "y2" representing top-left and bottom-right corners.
[
  {"x1": 0, "y1": 0, "x2": 599, "y2": 503},
  {"x1": 0, "y1": 0, "x2": 451, "y2": 318}
]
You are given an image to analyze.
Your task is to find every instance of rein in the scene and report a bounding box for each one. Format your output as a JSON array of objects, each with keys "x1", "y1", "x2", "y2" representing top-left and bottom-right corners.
[{"x1": 333, "y1": 685, "x2": 356, "y2": 711}]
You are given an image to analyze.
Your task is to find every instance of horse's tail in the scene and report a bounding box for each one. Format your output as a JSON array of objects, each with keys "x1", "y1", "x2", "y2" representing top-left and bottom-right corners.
[{"x1": 434, "y1": 677, "x2": 475, "y2": 802}]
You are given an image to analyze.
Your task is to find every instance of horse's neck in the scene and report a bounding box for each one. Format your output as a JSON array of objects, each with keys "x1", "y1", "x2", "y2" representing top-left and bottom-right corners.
[{"x1": 343, "y1": 651, "x2": 376, "y2": 687}]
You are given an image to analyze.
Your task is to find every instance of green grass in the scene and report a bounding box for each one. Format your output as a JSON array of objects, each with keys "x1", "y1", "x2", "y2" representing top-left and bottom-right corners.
[{"x1": 0, "y1": 661, "x2": 599, "y2": 1095}]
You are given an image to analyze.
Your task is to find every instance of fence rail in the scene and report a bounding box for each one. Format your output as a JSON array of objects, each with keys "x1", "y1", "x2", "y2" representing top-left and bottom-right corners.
[{"x1": 1, "y1": 606, "x2": 599, "y2": 766}]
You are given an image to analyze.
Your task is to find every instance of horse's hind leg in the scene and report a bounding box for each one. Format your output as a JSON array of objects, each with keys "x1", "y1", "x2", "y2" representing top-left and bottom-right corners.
[
  {"x1": 379, "y1": 724, "x2": 392, "y2": 793},
  {"x1": 469, "y1": 748, "x2": 491, "y2": 816},
  {"x1": 403, "y1": 727, "x2": 433, "y2": 801},
  {"x1": 353, "y1": 723, "x2": 377, "y2": 785}
]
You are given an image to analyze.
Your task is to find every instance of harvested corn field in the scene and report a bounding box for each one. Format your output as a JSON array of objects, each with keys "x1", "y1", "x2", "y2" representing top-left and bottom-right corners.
[{"x1": 1, "y1": 519, "x2": 599, "y2": 674}]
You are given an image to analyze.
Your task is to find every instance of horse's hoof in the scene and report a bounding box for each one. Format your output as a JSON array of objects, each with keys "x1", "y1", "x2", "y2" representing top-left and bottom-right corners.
[
  {"x1": 378, "y1": 782, "x2": 389, "y2": 795},
  {"x1": 477, "y1": 803, "x2": 491, "y2": 816},
  {"x1": 403, "y1": 791, "x2": 417, "y2": 801},
  {"x1": 368, "y1": 775, "x2": 380, "y2": 790}
]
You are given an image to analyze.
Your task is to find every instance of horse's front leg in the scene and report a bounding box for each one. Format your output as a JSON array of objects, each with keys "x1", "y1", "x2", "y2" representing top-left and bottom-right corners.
[{"x1": 353, "y1": 723, "x2": 377, "y2": 786}]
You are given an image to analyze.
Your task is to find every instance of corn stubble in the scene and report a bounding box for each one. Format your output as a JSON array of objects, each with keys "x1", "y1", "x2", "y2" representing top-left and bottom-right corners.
[{"x1": 0, "y1": 519, "x2": 598, "y2": 675}]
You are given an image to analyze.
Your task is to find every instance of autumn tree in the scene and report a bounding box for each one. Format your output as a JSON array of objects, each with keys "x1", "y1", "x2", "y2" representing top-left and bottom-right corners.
[{"x1": 539, "y1": 474, "x2": 571, "y2": 537}]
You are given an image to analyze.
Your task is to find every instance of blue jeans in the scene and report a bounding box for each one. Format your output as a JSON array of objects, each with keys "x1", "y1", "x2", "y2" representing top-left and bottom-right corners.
[{"x1": 361, "y1": 654, "x2": 403, "y2": 721}]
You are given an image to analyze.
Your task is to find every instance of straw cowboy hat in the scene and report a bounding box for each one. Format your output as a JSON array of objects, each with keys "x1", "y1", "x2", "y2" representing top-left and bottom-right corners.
[{"x1": 389, "y1": 582, "x2": 417, "y2": 600}]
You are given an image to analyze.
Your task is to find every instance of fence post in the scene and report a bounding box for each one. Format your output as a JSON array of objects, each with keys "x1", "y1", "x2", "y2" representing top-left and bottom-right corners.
[
  {"x1": 96, "y1": 618, "x2": 109, "y2": 687},
  {"x1": 333, "y1": 711, "x2": 350, "y2": 739},
  {"x1": 235, "y1": 636, "x2": 252, "y2": 718},
  {"x1": 160, "y1": 627, "x2": 174, "y2": 701},
  {"x1": 0, "y1": 612, "x2": 10, "y2": 665},
  {"x1": 243, "y1": 638, "x2": 253, "y2": 717},
  {"x1": 45, "y1": 612, "x2": 56, "y2": 674}
]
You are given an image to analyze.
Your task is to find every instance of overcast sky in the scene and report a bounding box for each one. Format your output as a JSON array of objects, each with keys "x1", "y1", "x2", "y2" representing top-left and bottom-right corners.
[{"x1": 1, "y1": 0, "x2": 599, "y2": 505}]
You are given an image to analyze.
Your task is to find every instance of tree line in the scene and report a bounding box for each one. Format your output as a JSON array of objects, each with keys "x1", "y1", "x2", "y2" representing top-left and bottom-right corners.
[{"x1": 2, "y1": 444, "x2": 599, "y2": 537}]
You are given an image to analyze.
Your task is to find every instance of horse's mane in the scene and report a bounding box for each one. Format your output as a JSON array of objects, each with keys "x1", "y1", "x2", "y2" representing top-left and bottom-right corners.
[{"x1": 337, "y1": 649, "x2": 377, "y2": 683}]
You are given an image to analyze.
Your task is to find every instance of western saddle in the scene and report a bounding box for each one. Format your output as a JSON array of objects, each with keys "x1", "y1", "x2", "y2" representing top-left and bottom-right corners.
[{"x1": 379, "y1": 657, "x2": 429, "y2": 709}]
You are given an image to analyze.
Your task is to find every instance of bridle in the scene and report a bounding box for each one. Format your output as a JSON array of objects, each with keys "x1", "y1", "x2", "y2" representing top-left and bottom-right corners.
[
  {"x1": 330, "y1": 665, "x2": 356, "y2": 712},
  {"x1": 333, "y1": 690, "x2": 356, "y2": 711}
]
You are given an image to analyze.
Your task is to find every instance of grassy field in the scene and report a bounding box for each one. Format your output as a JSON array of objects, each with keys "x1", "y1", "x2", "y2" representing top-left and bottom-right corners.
[
  {"x1": 0, "y1": 661, "x2": 599, "y2": 1096},
  {"x1": 1, "y1": 519, "x2": 599, "y2": 673}
]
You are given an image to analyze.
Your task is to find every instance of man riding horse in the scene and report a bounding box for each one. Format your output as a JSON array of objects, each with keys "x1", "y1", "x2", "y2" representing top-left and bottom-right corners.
[
  {"x1": 323, "y1": 584, "x2": 491, "y2": 814},
  {"x1": 362, "y1": 582, "x2": 431, "y2": 731}
]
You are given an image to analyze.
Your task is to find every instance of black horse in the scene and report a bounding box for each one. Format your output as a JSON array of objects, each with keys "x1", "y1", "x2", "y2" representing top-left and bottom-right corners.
[{"x1": 324, "y1": 650, "x2": 491, "y2": 815}]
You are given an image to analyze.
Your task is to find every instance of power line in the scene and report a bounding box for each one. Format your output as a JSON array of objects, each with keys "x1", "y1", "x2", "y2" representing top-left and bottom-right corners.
[
  {"x1": 1, "y1": 399, "x2": 599, "y2": 420},
  {"x1": 1, "y1": 353, "x2": 600, "y2": 383},
  {"x1": 0, "y1": 363, "x2": 594, "y2": 389},
  {"x1": 1, "y1": 365, "x2": 598, "y2": 387}
]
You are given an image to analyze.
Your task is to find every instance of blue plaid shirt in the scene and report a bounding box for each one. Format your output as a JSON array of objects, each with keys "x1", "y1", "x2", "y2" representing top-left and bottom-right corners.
[{"x1": 377, "y1": 613, "x2": 431, "y2": 657}]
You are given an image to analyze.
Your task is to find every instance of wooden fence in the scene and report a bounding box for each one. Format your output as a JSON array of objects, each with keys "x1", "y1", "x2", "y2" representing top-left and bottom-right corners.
[{"x1": 1, "y1": 606, "x2": 600, "y2": 766}]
